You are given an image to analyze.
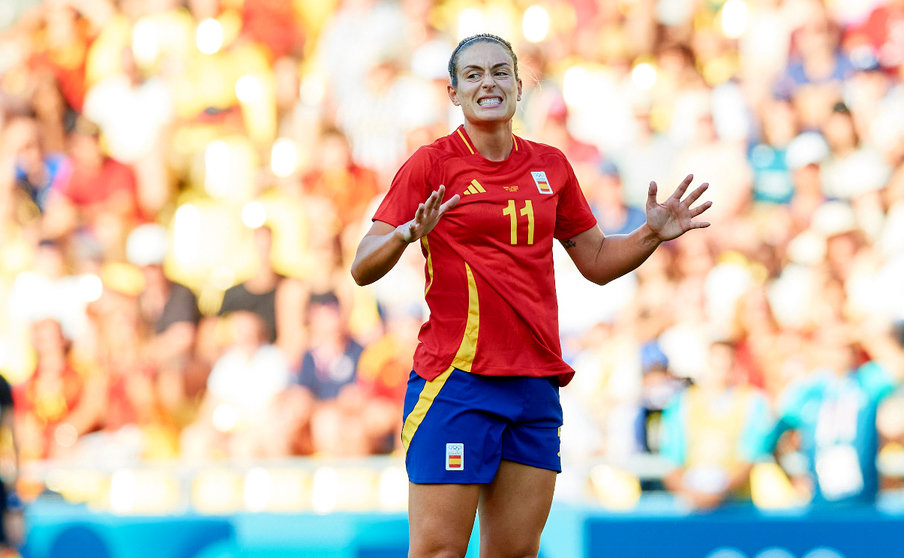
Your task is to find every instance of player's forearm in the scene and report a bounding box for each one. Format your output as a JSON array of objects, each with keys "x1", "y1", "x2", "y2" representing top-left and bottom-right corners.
[
  {"x1": 581, "y1": 224, "x2": 661, "y2": 285},
  {"x1": 350, "y1": 226, "x2": 412, "y2": 286}
]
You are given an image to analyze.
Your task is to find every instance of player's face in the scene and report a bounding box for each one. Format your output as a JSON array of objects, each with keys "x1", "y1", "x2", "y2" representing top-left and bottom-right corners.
[{"x1": 448, "y1": 41, "x2": 521, "y2": 125}]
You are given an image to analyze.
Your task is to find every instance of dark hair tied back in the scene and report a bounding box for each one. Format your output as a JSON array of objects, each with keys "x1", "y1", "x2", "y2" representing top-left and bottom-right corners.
[{"x1": 447, "y1": 33, "x2": 518, "y2": 87}]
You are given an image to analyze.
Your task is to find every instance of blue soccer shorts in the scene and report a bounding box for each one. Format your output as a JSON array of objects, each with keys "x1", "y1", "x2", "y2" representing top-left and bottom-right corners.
[{"x1": 401, "y1": 367, "x2": 563, "y2": 484}]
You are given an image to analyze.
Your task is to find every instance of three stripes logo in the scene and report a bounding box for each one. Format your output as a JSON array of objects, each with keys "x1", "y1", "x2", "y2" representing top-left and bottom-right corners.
[{"x1": 463, "y1": 179, "x2": 486, "y2": 196}]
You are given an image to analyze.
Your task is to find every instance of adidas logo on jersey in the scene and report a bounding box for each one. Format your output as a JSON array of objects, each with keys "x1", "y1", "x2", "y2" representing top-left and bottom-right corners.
[{"x1": 463, "y1": 179, "x2": 486, "y2": 196}]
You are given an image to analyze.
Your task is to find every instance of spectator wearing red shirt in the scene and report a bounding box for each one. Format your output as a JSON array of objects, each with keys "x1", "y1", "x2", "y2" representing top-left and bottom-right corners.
[{"x1": 47, "y1": 117, "x2": 140, "y2": 256}]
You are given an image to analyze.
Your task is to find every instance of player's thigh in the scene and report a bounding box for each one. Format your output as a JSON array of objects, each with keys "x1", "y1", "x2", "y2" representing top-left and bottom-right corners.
[
  {"x1": 477, "y1": 460, "x2": 557, "y2": 558},
  {"x1": 408, "y1": 481, "x2": 480, "y2": 558}
]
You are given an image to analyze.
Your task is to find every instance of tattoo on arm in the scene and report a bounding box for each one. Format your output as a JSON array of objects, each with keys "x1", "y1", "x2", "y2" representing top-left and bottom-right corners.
[{"x1": 560, "y1": 238, "x2": 577, "y2": 249}]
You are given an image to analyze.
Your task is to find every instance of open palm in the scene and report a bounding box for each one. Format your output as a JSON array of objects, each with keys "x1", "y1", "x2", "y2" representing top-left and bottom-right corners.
[
  {"x1": 646, "y1": 174, "x2": 712, "y2": 242},
  {"x1": 400, "y1": 184, "x2": 460, "y2": 243}
]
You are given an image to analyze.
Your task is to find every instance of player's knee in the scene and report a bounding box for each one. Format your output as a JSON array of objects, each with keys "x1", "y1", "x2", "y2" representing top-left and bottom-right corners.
[
  {"x1": 479, "y1": 534, "x2": 541, "y2": 558},
  {"x1": 478, "y1": 548, "x2": 540, "y2": 558},
  {"x1": 408, "y1": 542, "x2": 469, "y2": 558}
]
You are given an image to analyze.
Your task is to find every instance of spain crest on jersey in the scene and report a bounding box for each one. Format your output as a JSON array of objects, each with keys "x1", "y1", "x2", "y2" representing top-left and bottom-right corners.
[{"x1": 531, "y1": 171, "x2": 553, "y2": 194}]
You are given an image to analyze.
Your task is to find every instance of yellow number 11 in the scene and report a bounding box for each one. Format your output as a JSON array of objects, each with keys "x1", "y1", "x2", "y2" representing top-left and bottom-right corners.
[{"x1": 502, "y1": 199, "x2": 534, "y2": 245}]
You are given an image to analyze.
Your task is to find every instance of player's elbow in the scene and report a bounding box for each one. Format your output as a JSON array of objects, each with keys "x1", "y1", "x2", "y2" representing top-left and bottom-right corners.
[
  {"x1": 579, "y1": 267, "x2": 614, "y2": 286},
  {"x1": 351, "y1": 259, "x2": 389, "y2": 286},
  {"x1": 350, "y1": 265, "x2": 372, "y2": 286}
]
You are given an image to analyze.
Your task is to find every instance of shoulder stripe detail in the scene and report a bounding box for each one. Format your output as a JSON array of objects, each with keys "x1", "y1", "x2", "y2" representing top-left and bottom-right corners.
[
  {"x1": 512, "y1": 135, "x2": 519, "y2": 151},
  {"x1": 422, "y1": 236, "x2": 434, "y2": 295},
  {"x1": 450, "y1": 262, "x2": 479, "y2": 372},
  {"x1": 457, "y1": 128, "x2": 475, "y2": 154},
  {"x1": 401, "y1": 366, "x2": 454, "y2": 452}
]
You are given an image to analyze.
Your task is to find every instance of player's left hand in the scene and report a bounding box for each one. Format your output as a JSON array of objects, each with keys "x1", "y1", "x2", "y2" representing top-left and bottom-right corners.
[{"x1": 645, "y1": 174, "x2": 711, "y2": 242}]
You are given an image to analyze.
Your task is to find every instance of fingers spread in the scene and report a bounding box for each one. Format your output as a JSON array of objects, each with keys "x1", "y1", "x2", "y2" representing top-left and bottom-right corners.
[
  {"x1": 671, "y1": 174, "x2": 693, "y2": 200},
  {"x1": 683, "y1": 182, "x2": 709, "y2": 206},
  {"x1": 427, "y1": 184, "x2": 447, "y2": 213},
  {"x1": 691, "y1": 200, "x2": 712, "y2": 217}
]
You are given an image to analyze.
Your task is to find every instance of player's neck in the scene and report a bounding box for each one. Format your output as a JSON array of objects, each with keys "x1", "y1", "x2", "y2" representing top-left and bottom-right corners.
[{"x1": 463, "y1": 121, "x2": 514, "y2": 162}]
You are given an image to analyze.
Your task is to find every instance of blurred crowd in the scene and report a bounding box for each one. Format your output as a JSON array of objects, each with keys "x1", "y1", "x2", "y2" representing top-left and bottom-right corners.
[{"x1": 1, "y1": 0, "x2": 904, "y2": 514}]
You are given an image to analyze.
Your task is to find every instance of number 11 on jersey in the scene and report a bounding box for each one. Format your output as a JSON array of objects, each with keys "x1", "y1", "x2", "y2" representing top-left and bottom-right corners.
[{"x1": 502, "y1": 199, "x2": 534, "y2": 245}]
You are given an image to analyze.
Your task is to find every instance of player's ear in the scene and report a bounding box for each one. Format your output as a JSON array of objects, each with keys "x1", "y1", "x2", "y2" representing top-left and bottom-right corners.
[{"x1": 448, "y1": 83, "x2": 461, "y2": 106}]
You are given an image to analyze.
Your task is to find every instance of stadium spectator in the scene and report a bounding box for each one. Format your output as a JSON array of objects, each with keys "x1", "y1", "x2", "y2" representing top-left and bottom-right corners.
[
  {"x1": 586, "y1": 160, "x2": 647, "y2": 236},
  {"x1": 294, "y1": 290, "x2": 361, "y2": 401},
  {"x1": 661, "y1": 339, "x2": 772, "y2": 510},
  {"x1": 180, "y1": 310, "x2": 292, "y2": 460},
  {"x1": 291, "y1": 291, "x2": 370, "y2": 456},
  {"x1": 81, "y1": 44, "x2": 173, "y2": 217},
  {"x1": 747, "y1": 97, "x2": 798, "y2": 205},
  {"x1": 75, "y1": 262, "x2": 177, "y2": 461},
  {"x1": 5, "y1": 239, "x2": 92, "y2": 349},
  {"x1": 777, "y1": 4, "x2": 854, "y2": 130},
  {"x1": 301, "y1": 127, "x2": 381, "y2": 228},
  {"x1": 819, "y1": 101, "x2": 891, "y2": 203},
  {"x1": 210, "y1": 224, "x2": 307, "y2": 364},
  {"x1": 12, "y1": 318, "x2": 101, "y2": 461},
  {"x1": 766, "y1": 319, "x2": 904, "y2": 505},
  {"x1": 635, "y1": 341, "x2": 687, "y2": 454},
  {"x1": 43, "y1": 116, "x2": 140, "y2": 256},
  {"x1": 5, "y1": 115, "x2": 65, "y2": 214},
  {"x1": 126, "y1": 223, "x2": 203, "y2": 419},
  {"x1": 354, "y1": 303, "x2": 422, "y2": 453}
]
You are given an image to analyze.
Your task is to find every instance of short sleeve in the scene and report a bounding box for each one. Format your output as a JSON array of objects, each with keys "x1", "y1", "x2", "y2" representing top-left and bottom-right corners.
[
  {"x1": 372, "y1": 147, "x2": 434, "y2": 227},
  {"x1": 777, "y1": 376, "x2": 816, "y2": 427},
  {"x1": 764, "y1": 378, "x2": 814, "y2": 451},
  {"x1": 553, "y1": 155, "x2": 597, "y2": 240},
  {"x1": 155, "y1": 282, "x2": 201, "y2": 333}
]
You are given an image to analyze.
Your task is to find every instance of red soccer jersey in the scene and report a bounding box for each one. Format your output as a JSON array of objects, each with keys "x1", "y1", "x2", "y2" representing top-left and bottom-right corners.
[{"x1": 373, "y1": 126, "x2": 597, "y2": 386}]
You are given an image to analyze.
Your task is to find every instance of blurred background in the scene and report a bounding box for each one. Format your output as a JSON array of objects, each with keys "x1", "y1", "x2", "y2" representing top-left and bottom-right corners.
[{"x1": 1, "y1": 0, "x2": 904, "y2": 556}]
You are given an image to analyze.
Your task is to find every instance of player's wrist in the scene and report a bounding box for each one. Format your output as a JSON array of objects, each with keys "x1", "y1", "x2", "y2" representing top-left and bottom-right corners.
[
  {"x1": 396, "y1": 224, "x2": 415, "y2": 244},
  {"x1": 638, "y1": 223, "x2": 665, "y2": 246}
]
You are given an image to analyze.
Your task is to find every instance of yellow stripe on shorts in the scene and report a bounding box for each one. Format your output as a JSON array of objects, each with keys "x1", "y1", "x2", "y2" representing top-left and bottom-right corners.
[{"x1": 401, "y1": 366, "x2": 454, "y2": 452}]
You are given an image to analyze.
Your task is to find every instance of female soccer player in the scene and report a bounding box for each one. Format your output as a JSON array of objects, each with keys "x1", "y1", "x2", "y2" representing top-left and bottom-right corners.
[{"x1": 351, "y1": 33, "x2": 711, "y2": 558}]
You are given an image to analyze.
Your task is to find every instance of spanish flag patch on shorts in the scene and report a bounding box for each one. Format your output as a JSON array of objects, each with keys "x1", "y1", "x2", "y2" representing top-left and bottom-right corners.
[{"x1": 446, "y1": 443, "x2": 464, "y2": 471}]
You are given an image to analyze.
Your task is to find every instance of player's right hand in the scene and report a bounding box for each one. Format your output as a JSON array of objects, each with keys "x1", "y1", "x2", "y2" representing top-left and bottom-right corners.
[{"x1": 398, "y1": 184, "x2": 460, "y2": 243}]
